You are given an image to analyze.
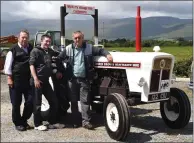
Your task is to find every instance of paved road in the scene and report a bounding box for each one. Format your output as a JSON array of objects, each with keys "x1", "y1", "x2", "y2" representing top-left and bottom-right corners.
[{"x1": 1, "y1": 75, "x2": 193, "y2": 142}]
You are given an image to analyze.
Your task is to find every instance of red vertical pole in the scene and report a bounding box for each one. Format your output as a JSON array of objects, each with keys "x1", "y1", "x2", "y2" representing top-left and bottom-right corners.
[{"x1": 136, "y1": 6, "x2": 141, "y2": 52}]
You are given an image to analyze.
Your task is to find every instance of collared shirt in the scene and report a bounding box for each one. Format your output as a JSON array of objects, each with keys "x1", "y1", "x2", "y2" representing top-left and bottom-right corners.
[
  {"x1": 73, "y1": 47, "x2": 85, "y2": 78},
  {"x1": 4, "y1": 42, "x2": 29, "y2": 75},
  {"x1": 18, "y1": 42, "x2": 28, "y2": 53}
]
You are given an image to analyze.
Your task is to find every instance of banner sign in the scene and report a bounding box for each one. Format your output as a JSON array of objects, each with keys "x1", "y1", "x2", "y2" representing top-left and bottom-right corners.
[
  {"x1": 65, "y1": 4, "x2": 95, "y2": 15},
  {"x1": 94, "y1": 62, "x2": 141, "y2": 68}
]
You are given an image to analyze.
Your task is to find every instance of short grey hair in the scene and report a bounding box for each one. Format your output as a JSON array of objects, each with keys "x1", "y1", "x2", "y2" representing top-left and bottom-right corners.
[
  {"x1": 18, "y1": 29, "x2": 30, "y2": 38},
  {"x1": 72, "y1": 30, "x2": 84, "y2": 38}
]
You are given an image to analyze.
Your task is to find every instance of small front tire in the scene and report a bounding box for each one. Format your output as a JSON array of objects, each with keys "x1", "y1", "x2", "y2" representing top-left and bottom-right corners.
[{"x1": 103, "y1": 93, "x2": 130, "y2": 141}]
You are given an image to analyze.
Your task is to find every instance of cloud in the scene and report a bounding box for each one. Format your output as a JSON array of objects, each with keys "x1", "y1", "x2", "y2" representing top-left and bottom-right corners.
[
  {"x1": 1, "y1": 1, "x2": 193, "y2": 21},
  {"x1": 1, "y1": 1, "x2": 26, "y2": 21}
]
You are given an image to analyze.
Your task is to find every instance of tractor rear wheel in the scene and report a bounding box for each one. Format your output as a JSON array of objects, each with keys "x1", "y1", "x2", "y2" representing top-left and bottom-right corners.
[
  {"x1": 103, "y1": 93, "x2": 130, "y2": 141},
  {"x1": 160, "y1": 88, "x2": 191, "y2": 129},
  {"x1": 41, "y1": 97, "x2": 50, "y2": 121}
]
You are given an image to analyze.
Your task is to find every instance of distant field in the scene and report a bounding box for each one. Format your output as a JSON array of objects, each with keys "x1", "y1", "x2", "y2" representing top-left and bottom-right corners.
[{"x1": 106, "y1": 46, "x2": 193, "y2": 61}]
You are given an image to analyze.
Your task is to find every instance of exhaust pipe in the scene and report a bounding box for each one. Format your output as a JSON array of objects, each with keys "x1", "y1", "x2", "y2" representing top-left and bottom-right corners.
[{"x1": 136, "y1": 6, "x2": 141, "y2": 52}]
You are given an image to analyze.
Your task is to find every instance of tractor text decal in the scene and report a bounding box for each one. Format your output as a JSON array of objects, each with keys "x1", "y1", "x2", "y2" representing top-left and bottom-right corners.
[{"x1": 94, "y1": 62, "x2": 141, "y2": 68}]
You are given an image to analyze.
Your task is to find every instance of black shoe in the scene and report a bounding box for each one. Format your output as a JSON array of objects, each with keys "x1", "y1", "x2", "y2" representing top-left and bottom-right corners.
[
  {"x1": 82, "y1": 123, "x2": 94, "y2": 130},
  {"x1": 24, "y1": 123, "x2": 32, "y2": 129},
  {"x1": 48, "y1": 123, "x2": 66, "y2": 129},
  {"x1": 15, "y1": 125, "x2": 26, "y2": 131},
  {"x1": 72, "y1": 123, "x2": 79, "y2": 128}
]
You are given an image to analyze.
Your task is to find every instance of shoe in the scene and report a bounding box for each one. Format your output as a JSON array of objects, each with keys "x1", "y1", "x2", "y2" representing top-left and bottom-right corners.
[
  {"x1": 82, "y1": 122, "x2": 94, "y2": 130},
  {"x1": 24, "y1": 123, "x2": 32, "y2": 129},
  {"x1": 15, "y1": 125, "x2": 26, "y2": 131},
  {"x1": 72, "y1": 123, "x2": 79, "y2": 128},
  {"x1": 34, "y1": 125, "x2": 47, "y2": 131},
  {"x1": 48, "y1": 123, "x2": 66, "y2": 129}
]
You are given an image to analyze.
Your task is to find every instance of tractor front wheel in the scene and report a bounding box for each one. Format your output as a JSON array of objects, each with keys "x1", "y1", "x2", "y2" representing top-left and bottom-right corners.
[{"x1": 103, "y1": 93, "x2": 130, "y2": 141}]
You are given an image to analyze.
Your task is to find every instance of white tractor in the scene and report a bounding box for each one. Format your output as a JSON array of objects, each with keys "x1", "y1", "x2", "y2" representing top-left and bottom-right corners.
[{"x1": 90, "y1": 49, "x2": 191, "y2": 141}]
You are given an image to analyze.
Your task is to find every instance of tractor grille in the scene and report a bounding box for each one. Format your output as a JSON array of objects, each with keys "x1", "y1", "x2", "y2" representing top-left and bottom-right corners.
[
  {"x1": 150, "y1": 70, "x2": 160, "y2": 92},
  {"x1": 162, "y1": 69, "x2": 170, "y2": 80},
  {"x1": 150, "y1": 58, "x2": 172, "y2": 92}
]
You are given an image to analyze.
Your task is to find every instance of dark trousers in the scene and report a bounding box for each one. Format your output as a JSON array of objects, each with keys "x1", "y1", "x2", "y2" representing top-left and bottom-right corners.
[
  {"x1": 9, "y1": 84, "x2": 33, "y2": 126},
  {"x1": 51, "y1": 76, "x2": 70, "y2": 115},
  {"x1": 32, "y1": 80, "x2": 58, "y2": 127},
  {"x1": 68, "y1": 78, "x2": 91, "y2": 125}
]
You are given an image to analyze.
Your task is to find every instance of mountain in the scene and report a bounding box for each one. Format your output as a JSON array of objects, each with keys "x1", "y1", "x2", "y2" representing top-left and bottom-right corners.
[{"x1": 1, "y1": 16, "x2": 192, "y2": 40}]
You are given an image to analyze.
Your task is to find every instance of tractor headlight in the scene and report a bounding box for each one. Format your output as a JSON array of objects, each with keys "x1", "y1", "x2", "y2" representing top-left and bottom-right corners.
[{"x1": 138, "y1": 77, "x2": 146, "y2": 87}]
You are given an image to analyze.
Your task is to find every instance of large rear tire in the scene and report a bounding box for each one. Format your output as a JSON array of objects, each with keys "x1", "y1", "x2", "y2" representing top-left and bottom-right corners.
[
  {"x1": 103, "y1": 93, "x2": 130, "y2": 141},
  {"x1": 160, "y1": 88, "x2": 191, "y2": 129}
]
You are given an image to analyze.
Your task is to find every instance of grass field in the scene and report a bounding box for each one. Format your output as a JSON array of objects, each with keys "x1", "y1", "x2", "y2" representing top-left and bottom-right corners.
[
  {"x1": 0, "y1": 46, "x2": 192, "y2": 62},
  {"x1": 106, "y1": 46, "x2": 193, "y2": 61}
]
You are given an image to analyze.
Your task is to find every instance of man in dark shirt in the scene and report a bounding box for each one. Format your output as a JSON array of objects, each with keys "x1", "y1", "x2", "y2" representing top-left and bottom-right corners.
[
  {"x1": 4, "y1": 29, "x2": 33, "y2": 131},
  {"x1": 29, "y1": 34, "x2": 65, "y2": 131}
]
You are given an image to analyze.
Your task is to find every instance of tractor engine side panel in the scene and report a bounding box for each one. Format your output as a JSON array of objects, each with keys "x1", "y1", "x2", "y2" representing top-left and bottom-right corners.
[{"x1": 91, "y1": 69, "x2": 129, "y2": 98}]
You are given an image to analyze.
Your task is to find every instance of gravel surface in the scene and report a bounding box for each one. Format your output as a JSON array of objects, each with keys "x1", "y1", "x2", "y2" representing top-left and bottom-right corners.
[{"x1": 1, "y1": 74, "x2": 193, "y2": 142}]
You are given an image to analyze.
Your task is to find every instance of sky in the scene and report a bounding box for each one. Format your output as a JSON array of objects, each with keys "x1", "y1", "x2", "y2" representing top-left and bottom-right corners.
[{"x1": 1, "y1": 1, "x2": 193, "y2": 21}]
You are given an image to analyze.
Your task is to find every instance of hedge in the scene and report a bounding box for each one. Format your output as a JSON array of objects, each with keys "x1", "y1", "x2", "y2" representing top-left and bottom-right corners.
[{"x1": 173, "y1": 57, "x2": 193, "y2": 78}]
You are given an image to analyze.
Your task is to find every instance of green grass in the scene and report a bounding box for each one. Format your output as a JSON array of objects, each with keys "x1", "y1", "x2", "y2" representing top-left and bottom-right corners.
[{"x1": 106, "y1": 46, "x2": 193, "y2": 61}]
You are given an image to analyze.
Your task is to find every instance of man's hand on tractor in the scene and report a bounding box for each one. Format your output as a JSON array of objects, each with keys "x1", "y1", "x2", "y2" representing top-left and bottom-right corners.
[{"x1": 106, "y1": 54, "x2": 113, "y2": 63}]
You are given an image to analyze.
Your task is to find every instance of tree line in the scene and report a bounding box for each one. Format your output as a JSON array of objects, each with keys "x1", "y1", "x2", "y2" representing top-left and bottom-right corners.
[
  {"x1": 86, "y1": 37, "x2": 193, "y2": 47},
  {"x1": 63, "y1": 37, "x2": 193, "y2": 47}
]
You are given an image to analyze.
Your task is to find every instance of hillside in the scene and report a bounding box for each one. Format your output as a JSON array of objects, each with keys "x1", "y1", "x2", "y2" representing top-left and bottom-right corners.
[{"x1": 1, "y1": 16, "x2": 192, "y2": 40}]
